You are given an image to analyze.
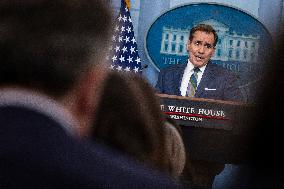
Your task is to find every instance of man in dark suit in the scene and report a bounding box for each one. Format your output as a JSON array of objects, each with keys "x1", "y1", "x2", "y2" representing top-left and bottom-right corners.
[
  {"x1": 156, "y1": 24, "x2": 243, "y2": 102},
  {"x1": 155, "y1": 24, "x2": 243, "y2": 188},
  {"x1": 0, "y1": 1, "x2": 184, "y2": 188}
]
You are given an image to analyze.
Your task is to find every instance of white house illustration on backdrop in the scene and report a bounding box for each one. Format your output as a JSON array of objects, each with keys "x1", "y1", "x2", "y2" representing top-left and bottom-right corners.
[{"x1": 160, "y1": 19, "x2": 260, "y2": 63}]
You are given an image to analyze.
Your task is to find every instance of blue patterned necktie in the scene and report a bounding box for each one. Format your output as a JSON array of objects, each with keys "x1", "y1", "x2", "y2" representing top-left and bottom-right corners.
[{"x1": 186, "y1": 67, "x2": 200, "y2": 97}]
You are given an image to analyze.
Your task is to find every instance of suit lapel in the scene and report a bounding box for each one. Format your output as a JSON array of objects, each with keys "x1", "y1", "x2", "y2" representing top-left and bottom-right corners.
[
  {"x1": 174, "y1": 63, "x2": 187, "y2": 95},
  {"x1": 195, "y1": 62, "x2": 215, "y2": 98}
]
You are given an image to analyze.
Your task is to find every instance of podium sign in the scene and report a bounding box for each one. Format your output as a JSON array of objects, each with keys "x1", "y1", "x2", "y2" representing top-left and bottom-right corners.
[{"x1": 157, "y1": 94, "x2": 254, "y2": 163}]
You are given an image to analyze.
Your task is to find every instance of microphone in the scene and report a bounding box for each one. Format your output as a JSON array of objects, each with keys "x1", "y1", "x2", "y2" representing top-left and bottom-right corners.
[{"x1": 141, "y1": 64, "x2": 148, "y2": 71}]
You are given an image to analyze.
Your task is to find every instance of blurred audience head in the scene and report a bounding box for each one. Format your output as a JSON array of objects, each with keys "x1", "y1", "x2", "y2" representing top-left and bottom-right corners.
[
  {"x1": 0, "y1": 0, "x2": 112, "y2": 137},
  {"x1": 164, "y1": 116, "x2": 186, "y2": 178},
  {"x1": 92, "y1": 72, "x2": 168, "y2": 171},
  {"x1": 92, "y1": 72, "x2": 186, "y2": 178}
]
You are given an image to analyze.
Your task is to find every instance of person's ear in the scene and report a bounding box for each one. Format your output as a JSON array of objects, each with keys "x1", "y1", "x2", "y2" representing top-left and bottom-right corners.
[{"x1": 186, "y1": 40, "x2": 190, "y2": 52}]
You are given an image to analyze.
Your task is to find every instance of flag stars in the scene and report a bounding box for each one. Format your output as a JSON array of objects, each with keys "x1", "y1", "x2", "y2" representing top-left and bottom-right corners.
[
  {"x1": 135, "y1": 57, "x2": 141, "y2": 64},
  {"x1": 130, "y1": 46, "x2": 136, "y2": 54},
  {"x1": 112, "y1": 55, "x2": 117, "y2": 62},
  {"x1": 121, "y1": 26, "x2": 125, "y2": 33},
  {"x1": 131, "y1": 37, "x2": 136, "y2": 44},
  {"x1": 119, "y1": 55, "x2": 125, "y2": 62},
  {"x1": 122, "y1": 46, "x2": 128, "y2": 53},
  {"x1": 118, "y1": 14, "x2": 123, "y2": 22},
  {"x1": 118, "y1": 36, "x2": 123, "y2": 42},
  {"x1": 125, "y1": 67, "x2": 131, "y2": 72},
  {"x1": 134, "y1": 67, "x2": 139, "y2": 73},
  {"x1": 112, "y1": 35, "x2": 116, "y2": 41},
  {"x1": 116, "y1": 65, "x2": 122, "y2": 71},
  {"x1": 122, "y1": 15, "x2": 128, "y2": 22},
  {"x1": 107, "y1": 2, "x2": 141, "y2": 74},
  {"x1": 109, "y1": 65, "x2": 115, "y2": 70},
  {"x1": 115, "y1": 46, "x2": 120, "y2": 52},
  {"x1": 127, "y1": 56, "x2": 133, "y2": 63},
  {"x1": 124, "y1": 36, "x2": 130, "y2": 43},
  {"x1": 115, "y1": 25, "x2": 119, "y2": 32},
  {"x1": 126, "y1": 26, "x2": 131, "y2": 33}
]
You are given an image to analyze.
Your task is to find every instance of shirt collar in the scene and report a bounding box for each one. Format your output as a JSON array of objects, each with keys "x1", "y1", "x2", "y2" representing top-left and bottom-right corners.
[
  {"x1": 187, "y1": 59, "x2": 207, "y2": 73},
  {"x1": 0, "y1": 88, "x2": 77, "y2": 136}
]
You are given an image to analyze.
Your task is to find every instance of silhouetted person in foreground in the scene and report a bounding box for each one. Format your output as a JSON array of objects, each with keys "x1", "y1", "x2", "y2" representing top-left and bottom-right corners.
[
  {"x1": 225, "y1": 35, "x2": 284, "y2": 189},
  {"x1": 0, "y1": 1, "x2": 185, "y2": 188},
  {"x1": 246, "y1": 35, "x2": 284, "y2": 189}
]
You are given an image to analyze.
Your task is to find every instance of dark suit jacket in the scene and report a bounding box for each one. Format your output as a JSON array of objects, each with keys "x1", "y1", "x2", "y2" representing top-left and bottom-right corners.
[
  {"x1": 155, "y1": 62, "x2": 243, "y2": 101},
  {"x1": 0, "y1": 106, "x2": 184, "y2": 189}
]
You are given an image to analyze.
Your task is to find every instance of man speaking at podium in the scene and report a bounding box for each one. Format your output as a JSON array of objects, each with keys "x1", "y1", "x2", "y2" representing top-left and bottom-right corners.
[
  {"x1": 155, "y1": 24, "x2": 244, "y2": 187},
  {"x1": 155, "y1": 24, "x2": 243, "y2": 102}
]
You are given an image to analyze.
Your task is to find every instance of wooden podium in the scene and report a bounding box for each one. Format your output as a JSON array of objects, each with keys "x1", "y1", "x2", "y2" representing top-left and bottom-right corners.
[{"x1": 157, "y1": 93, "x2": 254, "y2": 164}]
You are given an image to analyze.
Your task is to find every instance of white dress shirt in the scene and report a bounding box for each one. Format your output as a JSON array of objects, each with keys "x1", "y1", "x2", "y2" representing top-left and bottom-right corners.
[{"x1": 180, "y1": 60, "x2": 207, "y2": 96}]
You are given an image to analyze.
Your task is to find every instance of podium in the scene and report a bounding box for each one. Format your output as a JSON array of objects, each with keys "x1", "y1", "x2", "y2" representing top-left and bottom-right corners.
[{"x1": 157, "y1": 93, "x2": 254, "y2": 164}]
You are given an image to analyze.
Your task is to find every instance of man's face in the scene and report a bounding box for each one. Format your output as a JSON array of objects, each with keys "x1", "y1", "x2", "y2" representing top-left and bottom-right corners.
[{"x1": 187, "y1": 31, "x2": 216, "y2": 67}]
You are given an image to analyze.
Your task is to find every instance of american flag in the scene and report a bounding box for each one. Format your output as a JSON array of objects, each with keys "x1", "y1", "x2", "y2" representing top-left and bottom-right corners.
[{"x1": 107, "y1": 0, "x2": 141, "y2": 73}]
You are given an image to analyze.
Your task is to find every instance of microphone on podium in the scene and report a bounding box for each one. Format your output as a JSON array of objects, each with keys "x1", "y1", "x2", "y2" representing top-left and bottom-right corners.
[{"x1": 140, "y1": 64, "x2": 148, "y2": 71}]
